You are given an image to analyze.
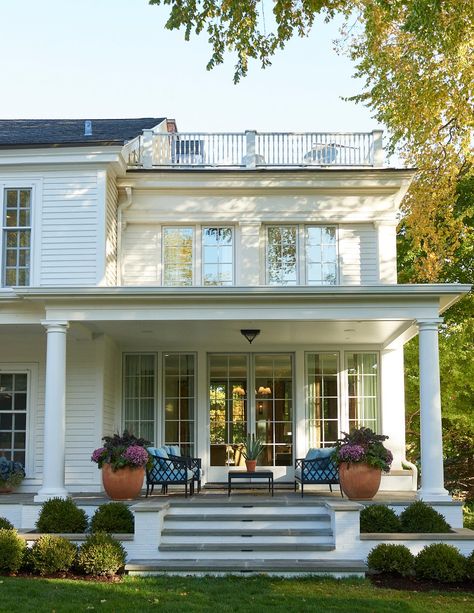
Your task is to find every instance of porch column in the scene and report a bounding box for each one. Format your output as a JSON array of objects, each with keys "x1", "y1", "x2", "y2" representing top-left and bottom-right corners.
[
  {"x1": 416, "y1": 319, "x2": 450, "y2": 501},
  {"x1": 34, "y1": 321, "x2": 69, "y2": 502}
]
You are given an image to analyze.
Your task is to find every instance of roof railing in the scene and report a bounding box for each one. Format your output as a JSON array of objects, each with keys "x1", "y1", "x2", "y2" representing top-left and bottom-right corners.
[{"x1": 127, "y1": 130, "x2": 384, "y2": 169}]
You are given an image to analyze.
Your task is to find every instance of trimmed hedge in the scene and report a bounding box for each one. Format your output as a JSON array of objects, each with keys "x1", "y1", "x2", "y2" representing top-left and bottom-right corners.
[
  {"x1": 414, "y1": 543, "x2": 467, "y2": 583},
  {"x1": 90, "y1": 502, "x2": 134, "y2": 534},
  {"x1": 0, "y1": 517, "x2": 14, "y2": 530},
  {"x1": 466, "y1": 549, "x2": 474, "y2": 581},
  {"x1": 400, "y1": 501, "x2": 451, "y2": 533},
  {"x1": 360, "y1": 505, "x2": 401, "y2": 533},
  {"x1": 36, "y1": 497, "x2": 88, "y2": 534},
  {"x1": 30, "y1": 535, "x2": 77, "y2": 576},
  {"x1": 0, "y1": 529, "x2": 26, "y2": 574},
  {"x1": 77, "y1": 532, "x2": 126, "y2": 576},
  {"x1": 367, "y1": 544, "x2": 415, "y2": 576}
]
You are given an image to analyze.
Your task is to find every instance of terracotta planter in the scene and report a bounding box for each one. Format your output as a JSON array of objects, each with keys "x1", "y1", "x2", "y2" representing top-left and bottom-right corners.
[
  {"x1": 338, "y1": 462, "x2": 382, "y2": 500},
  {"x1": 245, "y1": 460, "x2": 257, "y2": 473},
  {"x1": 0, "y1": 485, "x2": 13, "y2": 494},
  {"x1": 102, "y1": 464, "x2": 145, "y2": 500}
]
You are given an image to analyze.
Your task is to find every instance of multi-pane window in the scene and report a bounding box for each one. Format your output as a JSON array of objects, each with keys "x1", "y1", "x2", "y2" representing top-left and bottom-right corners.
[
  {"x1": 123, "y1": 354, "x2": 156, "y2": 442},
  {"x1": 266, "y1": 225, "x2": 337, "y2": 286},
  {"x1": 164, "y1": 353, "x2": 195, "y2": 456},
  {"x1": 209, "y1": 354, "x2": 248, "y2": 466},
  {"x1": 347, "y1": 352, "x2": 379, "y2": 431},
  {"x1": 202, "y1": 227, "x2": 233, "y2": 286},
  {"x1": 0, "y1": 373, "x2": 28, "y2": 464},
  {"x1": 306, "y1": 353, "x2": 339, "y2": 448},
  {"x1": 163, "y1": 227, "x2": 194, "y2": 286},
  {"x1": 2, "y1": 188, "x2": 31, "y2": 286},
  {"x1": 267, "y1": 226, "x2": 298, "y2": 285},
  {"x1": 255, "y1": 354, "x2": 293, "y2": 466},
  {"x1": 306, "y1": 226, "x2": 337, "y2": 285}
]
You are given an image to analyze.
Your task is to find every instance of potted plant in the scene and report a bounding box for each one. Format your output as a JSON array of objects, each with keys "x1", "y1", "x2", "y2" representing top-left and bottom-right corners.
[
  {"x1": 91, "y1": 431, "x2": 150, "y2": 500},
  {"x1": 0, "y1": 457, "x2": 25, "y2": 493},
  {"x1": 333, "y1": 427, "x2": 393, "y2": 499},
  {"x1": 241, "y1": 434, "x2": 264, "y2": 472}
]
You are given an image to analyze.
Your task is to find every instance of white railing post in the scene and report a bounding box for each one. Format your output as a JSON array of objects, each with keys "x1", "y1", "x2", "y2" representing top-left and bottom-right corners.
[
  {"x1": 372, "y1": 130, "x2": 384, "y2": 167},
  {"x1": 141, "y1": 129, "x2": 154, "y2": 169},
  {"x1": 245, "y1": 130, "x2": 257, "y2": 168}
]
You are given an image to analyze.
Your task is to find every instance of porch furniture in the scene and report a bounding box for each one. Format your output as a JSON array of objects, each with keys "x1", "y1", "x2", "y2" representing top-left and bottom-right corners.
[
  {"x1": 228, "y1": 469, "x2": 274, "y2": 497},
  {"x1": 164, "y1": 446, "x2": 203, "y2": 493},
  {"x1": 146, "y1": 447, "x2": 195, "y2": 498},
  {"x1": 294, "y1": 447, "x2": 341, "y2": 498}
]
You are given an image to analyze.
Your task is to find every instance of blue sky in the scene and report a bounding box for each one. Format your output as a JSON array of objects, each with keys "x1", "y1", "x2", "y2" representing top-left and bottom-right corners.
[{"x1": 0, "y1": 0, "x2": 379, "y2": 133}]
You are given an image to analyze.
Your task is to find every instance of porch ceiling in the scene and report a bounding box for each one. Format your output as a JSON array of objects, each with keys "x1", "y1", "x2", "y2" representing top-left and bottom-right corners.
[{"x1": 86, "y1": 319, "x2": 411, "y2": 348}]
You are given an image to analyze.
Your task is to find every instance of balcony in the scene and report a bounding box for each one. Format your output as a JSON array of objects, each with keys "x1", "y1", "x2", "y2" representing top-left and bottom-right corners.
[{"x1": 125, "y1": 130, "x2": 384, "y2": 169}]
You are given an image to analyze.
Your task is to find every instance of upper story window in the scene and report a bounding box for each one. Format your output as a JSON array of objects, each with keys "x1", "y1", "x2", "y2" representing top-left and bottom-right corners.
[
  {"x1": 202, "y1": 227, "x2": 234, "y2": 286},
  {"x1": 2, "y1": 188, "x2": 32, "y2": 287},
  {"x1": 162, "y1": 226, "x2": 234, "y2": 287},
  {"x1": 266, "y1": 224, "x2": 337, "y2": 286}
]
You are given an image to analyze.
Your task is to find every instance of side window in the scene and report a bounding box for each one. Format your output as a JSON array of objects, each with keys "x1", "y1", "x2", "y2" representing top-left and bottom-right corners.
[
  {"x1": 0, "y1": 372, "x2": 28, "y2": 464},
  {"x1": 2, "y1": 188, "x2": 32, "y2": 287}
]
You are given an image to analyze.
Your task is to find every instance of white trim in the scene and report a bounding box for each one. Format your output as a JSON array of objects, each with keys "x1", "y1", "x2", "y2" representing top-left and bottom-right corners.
[{"x1": 96, "y1": 170, "x2": 107, "y2": 286}]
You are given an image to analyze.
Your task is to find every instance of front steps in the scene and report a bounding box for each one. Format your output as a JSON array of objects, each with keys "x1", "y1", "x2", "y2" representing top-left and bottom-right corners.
[{"x1": 126, "y1": 498, "x2": 367, "y2": 576}]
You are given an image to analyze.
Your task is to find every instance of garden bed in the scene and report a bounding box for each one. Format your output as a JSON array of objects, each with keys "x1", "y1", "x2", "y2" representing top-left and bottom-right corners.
[{"x1": 370, "y1": 573, "x2": 474, "y2": 593}]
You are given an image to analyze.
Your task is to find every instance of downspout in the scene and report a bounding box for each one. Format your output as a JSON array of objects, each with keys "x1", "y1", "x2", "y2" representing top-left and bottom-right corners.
[
  {"x1": 402, "y1": 459, "x2": 419, "y2": 492},
  {"x1": 117, "y1": 186, "x2": 133, "y2": 286}
]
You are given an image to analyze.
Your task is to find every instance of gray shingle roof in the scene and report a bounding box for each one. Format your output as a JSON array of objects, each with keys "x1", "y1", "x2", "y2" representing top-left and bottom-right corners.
[{"x1": 0, "y1": 118, "x2": 166, "y2": 147}]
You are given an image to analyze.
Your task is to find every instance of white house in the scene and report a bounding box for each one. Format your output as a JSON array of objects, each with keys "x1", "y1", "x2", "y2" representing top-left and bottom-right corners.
[{"x1": 0, "y1": 118, "x2": 470, "y2": 509}]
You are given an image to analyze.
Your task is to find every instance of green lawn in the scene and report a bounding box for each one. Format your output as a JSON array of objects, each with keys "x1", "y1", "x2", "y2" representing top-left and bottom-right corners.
[{"x1": 0, "y1": 576, "x2": 472, "y2": 613}]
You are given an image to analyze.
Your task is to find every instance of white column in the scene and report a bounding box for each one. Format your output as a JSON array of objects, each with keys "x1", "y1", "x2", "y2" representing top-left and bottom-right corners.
[
  {"x1": 416, "y1": 319, "x2": 450, "y2": 501},
  {"x1": 34, "y1": 321, "x2": 69, "y2": 502}
]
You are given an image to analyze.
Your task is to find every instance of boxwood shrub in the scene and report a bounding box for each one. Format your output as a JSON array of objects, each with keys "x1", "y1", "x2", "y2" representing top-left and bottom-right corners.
[
  {"x1": 90, "y1": 502, "x2": 134, "y2": 534},
  {"x1": 367, "y1": 543, "x2": 415, "y2": 576},
  {"x1": 36, "y1": 497, "x2": 88, "y2": 533},
  {"x1": 415, "y1": 543, "x2": 466, "y2": 583},
  {"x1": 466, "y1": 549, "x2": 474, "y2": 581},
  {"x1": 360, "y1": 505, "x2": 401, "y2": 533},
  {"x1": 77, "y1": 532, "x2": 126, "y2": 576},
  {"x1": 30, "y1": 535, "x2": 77, "y2": 576},
  {"x1": 0, "y1": 517, "x2": 14, "y2": 530},
  {"x1": 400, "y1": 501, "x2": 451, "y2": 533},
  {"x1": 0, "y1": 528, "x2": 26, "y2": 574}
]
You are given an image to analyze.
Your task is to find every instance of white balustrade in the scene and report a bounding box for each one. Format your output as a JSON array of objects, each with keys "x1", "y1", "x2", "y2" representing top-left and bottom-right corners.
[{"x1": 128, "y1": 130, "x2": 381, "y2": 169}]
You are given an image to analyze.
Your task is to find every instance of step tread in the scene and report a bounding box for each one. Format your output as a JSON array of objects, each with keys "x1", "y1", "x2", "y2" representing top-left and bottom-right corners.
[
  {"x1": 166, "y1": 513, "x2": 330, "y2": 522},
  {"x1": 126, "y1": 558, "x2": 367, "y2": 572},
  {"x1": 168, "y1": 500, "x2": 327, "y2": 508},
  {"x1": 161, "y1": 528, "x2": 332, "y2": 537},
  {"x1": 158, "y1": 543, "x2": 334, "y2": 552}
]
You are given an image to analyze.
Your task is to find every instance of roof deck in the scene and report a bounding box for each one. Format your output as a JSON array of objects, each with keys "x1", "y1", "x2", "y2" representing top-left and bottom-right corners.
[{"x1": 126, "y1": 129, "x2": 384, "y2": 169}]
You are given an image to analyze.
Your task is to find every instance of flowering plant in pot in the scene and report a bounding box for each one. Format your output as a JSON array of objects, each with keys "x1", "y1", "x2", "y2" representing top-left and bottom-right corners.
[
  {"x1": 333, "y1": 427, "x2": 393, "y2": 499},
  {"x1": 241, "y1": 434, "x2": 264, "y2": 472},
  {"x1": 91, "y1": 431, "x2": 150, "y2": 500},
  {"x1": 0, "y1": 457, "x2": 25, "y2": 493}
]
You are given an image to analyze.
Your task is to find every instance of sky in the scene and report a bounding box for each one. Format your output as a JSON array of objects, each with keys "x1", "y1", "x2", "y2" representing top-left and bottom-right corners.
[{"x1": 0, "y1": 0, "x2": 380, "y2": 134}]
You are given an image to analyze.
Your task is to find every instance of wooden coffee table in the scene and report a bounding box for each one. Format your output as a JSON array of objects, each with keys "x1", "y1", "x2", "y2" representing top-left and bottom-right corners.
[{"x1": 227, "y1": 470, "x2": 274, "y2": 497}]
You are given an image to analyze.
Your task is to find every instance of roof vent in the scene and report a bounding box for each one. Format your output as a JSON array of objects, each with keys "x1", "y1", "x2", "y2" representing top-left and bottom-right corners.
[{"x1": 84, "y1": 120, "x2": 92, "y2": 136}]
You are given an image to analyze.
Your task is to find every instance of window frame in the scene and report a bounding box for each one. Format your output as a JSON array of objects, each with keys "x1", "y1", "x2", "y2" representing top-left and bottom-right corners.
[
  {"x1": 201, "y1": 226, "x2": 235, "y2": 286},
  {"x1": 265, "y1": 223, "x2": 338, "y2": 286}
]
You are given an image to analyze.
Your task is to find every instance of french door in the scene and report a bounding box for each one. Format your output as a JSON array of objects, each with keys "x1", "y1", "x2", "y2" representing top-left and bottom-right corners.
[{"x1": 208, "y1": 353, "x2": 293, "y2": 481}]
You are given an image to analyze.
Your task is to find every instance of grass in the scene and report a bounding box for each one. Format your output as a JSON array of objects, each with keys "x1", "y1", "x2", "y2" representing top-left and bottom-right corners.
[{"x1": 0, "y1": 576, "x2": 472, "y2": 613}]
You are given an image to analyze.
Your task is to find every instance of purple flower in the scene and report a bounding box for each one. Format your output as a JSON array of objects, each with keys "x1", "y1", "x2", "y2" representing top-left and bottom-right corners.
[
  {"x1": 122, "y1": 445, "x2": 149, "y2": 467},
  {"x1": 339, "y1": 444, "x2": 366, "y2": 463},
  {"x1": 91, "y1": 447, "x2": 106, "y2": 463}
]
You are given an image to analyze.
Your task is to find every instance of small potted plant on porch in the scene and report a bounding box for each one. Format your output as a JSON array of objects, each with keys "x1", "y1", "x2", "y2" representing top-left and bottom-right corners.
[
  {"x1": 241, "y1": 434, "x2": 264, "y2": 472},
  {"x1": 91, "y1": 431, "x2": 150, "y2": 500},
  {"x1": 333, "y1": 427, "x2": 393, "y2": 500},
  {"x1": 0, "y1": 457, "x2": 25, "y2": 493}
]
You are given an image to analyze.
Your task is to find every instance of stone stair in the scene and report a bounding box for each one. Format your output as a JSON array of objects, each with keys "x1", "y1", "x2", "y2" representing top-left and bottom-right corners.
[{"x1": 126, "y1": 498, "x2": 367, "y2": 576}]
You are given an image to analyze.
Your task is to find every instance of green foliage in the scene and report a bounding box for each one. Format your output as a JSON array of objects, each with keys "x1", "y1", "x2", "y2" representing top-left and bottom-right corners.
[
  {"x1": 77, "y1": 532, "x2": 126, "y2": 576},
  {"x1": 466, "y1": 549, "x2": 474, "y2": 581},
  {"x1": 463, "y1": 502, "x2": 474, "y2": 530},
  {"x1": 367, "y1": 544, "x2": 415, "y2": 576},
  {"x1": 0, "y1": 528, "x2": 26, "y2": 574},
  {"x1": 0, "y1": 517, "x2": 14, "y2": 530},
  {"x1": 360, "y1": 505, "x2": 401, "y2": 533},
  {"x1": 400, "y1": 501, "x2": 451, "y2": 533},
  {"x1": 415, "y1": 543, "x2": 467, "y2": 583},
  {"x1": 36, "y1": 497, "x2": 88, "y2": 534},
  {"x1": 90, "y1": 503, "x2": 134, "y2": 534},
  {"x1": 30, "y1": 535, "x2": 77, "y2": 576},
  {"x1": 241, "y1": 434, "x2": 264, "y2": 461}
]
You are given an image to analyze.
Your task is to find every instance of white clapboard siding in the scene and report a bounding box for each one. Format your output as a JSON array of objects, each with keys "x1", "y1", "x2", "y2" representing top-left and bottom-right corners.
[
  {"x1": 105, "y1": 175, "x2": 118, "y2": 286},
  {"x1": 339, "y1": 224, "x2": 378, "y2": 285},
  {"x1": 103, "y1": 336, "x2": 119, "y2": 436},
  {"x1": 40, "y1": 171, "x2": 99, "y2": 285},
  {"x1": 121, "y1": 224, "x2": 160, "y2": 285}
]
